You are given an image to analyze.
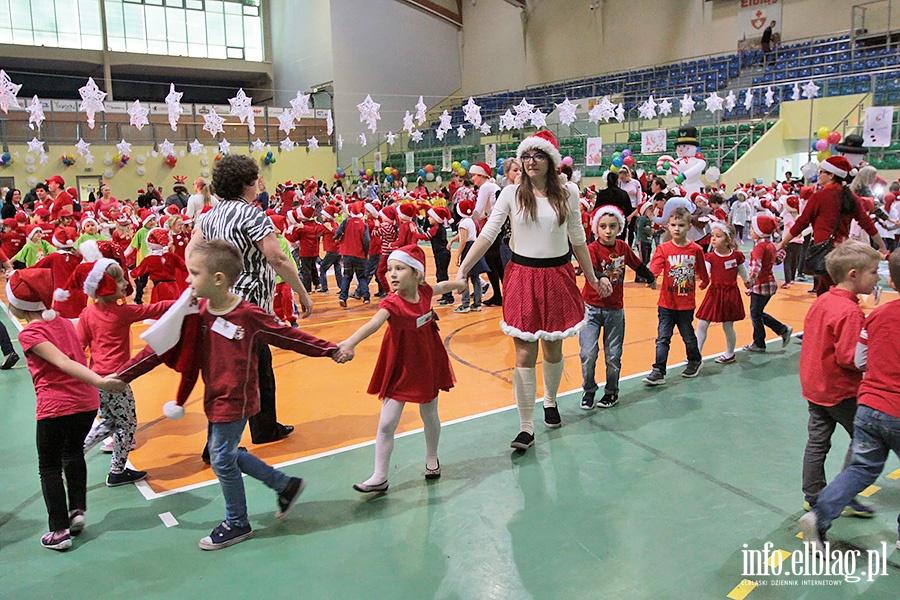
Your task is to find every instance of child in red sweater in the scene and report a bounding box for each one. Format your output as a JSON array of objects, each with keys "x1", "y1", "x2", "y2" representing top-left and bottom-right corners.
[
  {"x1": 743, "y1": 215, "x2": 793, "y2": 352},
  {"x1": 129, "y1": 228, "x2": 187, "y2": 303},
  {"x1": 287, "y1": 206, "x2": 324, "y2": 292},
  {"x1": 644, "y1": 207, "x2": 709, "y2": 385},
  {"x1": 335, "y1": 201, "x2": 371, "y2": 307}
]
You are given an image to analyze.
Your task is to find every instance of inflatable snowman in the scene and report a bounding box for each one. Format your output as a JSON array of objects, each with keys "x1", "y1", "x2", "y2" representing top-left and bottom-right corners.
[
  {"x1": 672, "y1": 126, "x2": 707, "y2": 196},
  {"x1": 833, "y1": 134, "x2": 869, "y2": 170}
]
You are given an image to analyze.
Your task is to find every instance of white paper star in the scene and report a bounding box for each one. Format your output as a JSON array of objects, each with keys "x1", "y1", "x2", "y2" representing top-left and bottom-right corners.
[
  {"x1": 614, "y1": 103, "x2": 625, "y2": 123},
  {"x1": 791, "y1": 82, "x2": 800, "y2": 101},
  {"x1": 228, "y1": 88, "x2": 255, "y2": 133},
  {"x1": 280, "y1": 137, "x2": 294, "y2": 152},
  {"x1": 337, "y1": 134, "x2": 344, "y2": 150},
  {"x1": 158, "y1": 139, "x2": 175, "y2": 156},
  {"x1": 530, "y1": 109, "x2": 547, "y2": 128},
  {"x1": 462, "y1": 97, "x2": 482, "y2": 127},
  {"x1": 357, "y1": 95, "x2": 381, "y2": 132},
  {"x1": 189, "y1": 139, "x2": 203, "y2": 155},
  {"x1": 765, "y1": 86, "x2": 775, "y2": 107},
  {"x1": 438, "y1": 110, "x2": 452, "y2": 132},
  {"x1": 116, "y1": 139, "x2": 132, "y2": 156},
  {"x1": 75, "y1": 138, "x2": 91, "y2": 157},
  {"x1": 78, "y1": 77, "x2": 106, "y2": 129},
  {"x1": 638, "y1": 98, "x2": 657, "y2": 120},
  {"x1": 435, "y1": 128, "x2": 446, "y2": 141},
  {"x1": 704, "y1": 92, "x2": 724, "y2": 113},
  {"x1": 479, "y1": 122, "x2": 492, "y2": 135},
  {"x1": 402, "y1": 111, "x2": 415, "y2": 133},
  {"x1": 218, "y1": 139, "x2": 231, "y2": 155},
  {"x1": 499, "y1": 109, "x2": 517, "y2": 131},
  {"x1": 84, "y1": 152, "x2": 94, "y2": 165},
  {"x1": 386, "y1": 131, "x2": 397, "y2": 145},
  {"x1": 126, "y1": 99, "x2": 149, "y2": 130},
  {"x1": 248, "y1": 138, "x2": 264, "y2": 153},
  {"x1": 278, "y1": 110, "x2": 296, "y2": 134},
  {"x1": 358, "y1": 133, "x2": 367, "y2": 146},
  {"x1": 165, "y1": 84, "x2": 183, "y2": 131},
  {"x1": 724, "y1": 90, "x2": 737, "y2": 112},
  {"x1": 326, "y1": 109, "x2": 333, "y2": 135},
  {"x1": 410, "y1": 130, "x2": 423, "y2": 143},
  {"x1": 290, "y1": 92, "x2": 312, "y2": 120},
  {"x1": 26, "y1": 95, "x2": 44, "y2": 130},
  {"x1": 658, "y1": 98, "x2": 673, "y2": 116},
  {"x1": 307, "y1": 136, "x2": 319, "y2": 151},
  {"x1": 415, "y1": 95, "x2": 428, "y2": 125},
  {"x1": 27, "y1": 137, "x2": 44, "y2": 154},
  {"x1": 514, "y1": 98, "x2": 535, "y2": 119},
  {"x1": 680, "y1": 94, "x2": 696, "y2": 116},
  {"x1": 556, "y1": 98, "x2": 579, "y2": 126},
  {"x1": 801, "y1": 80, "x2": 820, "y2": 100},
  {"x1": 456, "y1": 124, "x2": 466, "y2": 139},
  {"x1": 203, "y1": 108, "x2": 225, "y2": 137},
  {"x1": 0, "y1": 70, "x2": 21, "y2": 114},
  {"x1": 743, "y1": 89, "x2": 754, "y2": 111},
  {"x1": 39, "y1": 152, "x2": 49, "y2": 165}
]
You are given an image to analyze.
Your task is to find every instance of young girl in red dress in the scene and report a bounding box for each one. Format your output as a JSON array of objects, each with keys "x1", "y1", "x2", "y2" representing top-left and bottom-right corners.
[
  {"x1": 112, "y1": 215, "x2": 136, "y2": 269},
  {"x1": 694, "y1": 222, "x2": 749, "y2": 364},
  {"x1": 129, "y1": 228, "x2": 187, "y2": 302},
  {"x1": 337, "y1": 245, "x2": 465, "y2": 493}
]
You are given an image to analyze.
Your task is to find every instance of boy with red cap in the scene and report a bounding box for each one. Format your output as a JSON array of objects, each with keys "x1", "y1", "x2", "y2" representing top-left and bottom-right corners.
[
  {"x1": 286, "y1": 205, "x2": 325, "y2": 293},
  {"x1": 45, "y1": 175, "x2": 73, "y2": 221},
  {"x1": 334, "y1": 201, "x2": 371, "y2": 307},
  {"x1": 125, "y1": 210, "x2": 159, "y2": 304},
  {"x1": 1, "y1": 217, "x2": 26, "y2": 262},
  {"x1": 743, "y1": 214, "x2": 793, "y2": 352}
]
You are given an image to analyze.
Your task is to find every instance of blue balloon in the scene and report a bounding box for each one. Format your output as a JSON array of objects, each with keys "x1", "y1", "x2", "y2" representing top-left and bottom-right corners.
[
  {"x1": 460, "y1": 160, "x2": 470, "y2": 169},
  {"x1": 498, "y1": 157, "x2": 505, "y2": 164},
  {"x1": 386, "y1": 175, "x2": 394, "y2": 183},
  {"x1": 2, "y1": 153, "x2": 9, "y2": 161},
  {"x1": 498, "y1": 165, "x2": 504, "y2": 175},
  {"x1": 612, "y1": 157, "x2": 624, "y2": 168},
  {"x1": 418, "y1": 169, "x2": 426, "y2": 177}
]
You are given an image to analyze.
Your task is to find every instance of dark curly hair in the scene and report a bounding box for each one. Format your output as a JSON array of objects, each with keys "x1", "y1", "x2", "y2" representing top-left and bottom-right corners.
[{"x1": 212, "y1": 154, "x2": 259, "y2": 200}]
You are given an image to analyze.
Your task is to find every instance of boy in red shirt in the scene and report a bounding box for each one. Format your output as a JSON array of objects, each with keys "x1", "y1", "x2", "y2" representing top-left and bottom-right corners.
[
  {"x1": 797, "y1": 240, "x2": 882, "y2": 522},
  {"x1": 644, "y1": 207, "x2": 709, "y2": 385},
  {"x1": 579, "y1": 206, "x2": 655, "y2": 409},
  {"x1": 335, "y1": 201, "x2": 371, "y2": 307},
  {"x1": 113, "y1": 240, "x2": 343, "y2": 550},
  {"x1": 742, "y1": 215, "x2": 793, "y2": 352},
  {"x1": 287, "y1": 206, "x2": 325, "y2": 293}
]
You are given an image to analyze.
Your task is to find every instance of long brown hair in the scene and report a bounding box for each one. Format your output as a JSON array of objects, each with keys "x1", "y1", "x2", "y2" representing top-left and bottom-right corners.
[{"x1": 516, "y1": 161, "x2": 568, "y2": 225}]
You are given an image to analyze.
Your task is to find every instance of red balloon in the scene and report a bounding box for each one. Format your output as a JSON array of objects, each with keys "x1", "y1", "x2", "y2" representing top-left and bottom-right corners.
[
  {"x1": 334, "y1": 173, "x2": 342, "y2": 179},
  {"x1": 392, "y1": 169, "x2": 399, "y2": 178},
  {"x1": 424, "y1": 164, "x2": 434, "y2": 173},
  {"x1": 827, "y1": 131, "x2": 842, "y2": 145},
  {"x1": 623, "y1": 156, "x2": 635, "y2": 167}
]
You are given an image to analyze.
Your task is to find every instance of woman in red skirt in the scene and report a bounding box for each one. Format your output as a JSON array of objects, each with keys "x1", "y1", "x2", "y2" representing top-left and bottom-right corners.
[{"x1": 458, "y1": 130, "x2": 607, "y2": 450}]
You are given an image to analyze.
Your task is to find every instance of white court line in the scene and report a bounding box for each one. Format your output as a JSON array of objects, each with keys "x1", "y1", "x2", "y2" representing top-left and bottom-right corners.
[
  {"x1": 132, "y1": 333, "x2": 800, "y2": 500},
  {"x1": 158, "y1": 511, "x2": 179, "y2": 527}
]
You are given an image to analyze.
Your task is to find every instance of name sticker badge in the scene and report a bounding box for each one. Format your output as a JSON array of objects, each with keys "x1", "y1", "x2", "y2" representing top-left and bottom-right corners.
[
  {"x1": 211, "y1": 317, "x2": 239, "y2": 339},
  {"x1": 724, "y1": 259, "x2": 737, "y2": 270},
  {"x1": 416, "y1": 311, "x2": 434, "y2": 328}
]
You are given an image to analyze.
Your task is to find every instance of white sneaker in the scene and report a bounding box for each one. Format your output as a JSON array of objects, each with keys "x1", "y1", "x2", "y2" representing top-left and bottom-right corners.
[
  {"x1": 799, "y1": 511, "x2": 826, "y2": 557},
  {"x1": 782, "y1": 326, "x2": 793, "y2": 347}
]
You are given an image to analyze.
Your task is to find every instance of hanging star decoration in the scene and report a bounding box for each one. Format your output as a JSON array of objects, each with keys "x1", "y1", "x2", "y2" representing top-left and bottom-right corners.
[
  {"x1": 280, "y1": 137, "x2": 294, "y2": 152},
  {"x1": 462, "y1": 97, "x2": 482, "y2": 127},
  {"x1": 218, "y1": 139, "x2": 231, "y2": 155},
  {"x1": 159, "y1": 139, "x2": 176, "y2": 156},
  {"x1": 278, "y1": 109, "x2": 296, "y2": 134},
  {"x1": 290, "y1": 92, "x2": 312, "y2": 120},
  {"x1": 513, "y1": 97, "x2": 535, "y2": 121},
  {"x1": 680, "y1": 94, "x2": 696, "y2": 117},
  {"x1": 165, "y1": 84, "x2": 183, "y2": 131},
  {"x1": 415, "y1": 95, "x2": 428, "y2": 125},
  {"x1": 203, "y1": 108, "x2": 225, "y2": 137},
  {"x1": 386, "y1": 131, "x2": 397, "y2": 145},
  {"x1": 75, "y1": 138, "x2": 91, "y2": 157},
  {"x1": 530, "y1": 108, "x2": 547, "y2": 128},
  {"x1": 802, "y1": 80, "x2": 820, "y2": 99},
  {"x1": 402, "y1": 110, "x2": 415, "y2": 134},
  {"x1": 0, "y1": 70, "x2": 21, "y2": 114},
  {"x1": 791, "y1": 82, "x2": 801, "y2": 102},
  {"x1": 410, "y1": 130, "x2": 424, "y2": 143},
  {"x1": 116, "y1": 139, "x2": 132, "y2": 156},
  {"x1": 588, "y1": 97, "x2": 615, "y2": 123},
  {"x1": 127, "y1": 100, "x2": 150, "y2": 130},
  {"x1": 326, "y1": 109, "x2": 334, "y2": 135},
  {"x1": 26, "y1": 95, "x2": 45, "y2": 130},
  {"x1": 638, "y1": 98, "x2": 657, "y2": 120},
  {"x1": 743, "y1": 89, "x2": 754, "y2": 111},
  {"x1": 556, "y1": 98, "x2": 579, "y2": 126},
  {"x1": 337, "y1": 134, "x2": 344, "y2": 150},
  {"x1": 658, "y1": 98, "x2": 673, "y2": 116},
  {"x1": 587, "y1": 103, "x2": 604, "y2": 124},
  {"x1": 359, "y1": 133, "x2": 367, "y2": 146},
  {"x1": 499, "y1": 109, "x2": 517, "y2": 131},
  {"x1": 438, "y1": 110, "x2": 452, "y2": 133},
  {"x1": 357, "y1": 94, "x2": 381, "y2": 133},
  {"x1": 307, "y1": 136, "x2": 319, "y2": 152},
  {"x1": 39, "y1": 152, "x2": 49, "y2": 165},
  {"x1": 704, "y1": 91, "x2": 724, "y2": 114},
  {"x1": 27, "y1": 137, "x2": 44, "y2": 155},
  {"x1": 457, "y1": 124, "x2": 466, "y2": 139},
  {"x1": 189, "y1": 139, "x2": 204, "y2": 155},
  {"x1": 250, "y1": 138, "x2": 266, "y2": 153},
  {"x1": 724, "y1": 90, "x2": 737, "y2": 112},
  {"x1": 614, "y1": 103, "x2": 626, "y2": 123},
  {"x1": 765, "y1": 86, "x2": 775, "y2": 107},
  {"x1": 84, "y1": 152, "x2": 94, "y2": 165},
  {"x1": 228, "y1": 88, "x2": 255, "y2": 133},
  {"x1": 78, "y1": 77, "x2": 106, "y2": 129},
  {"x1": 479, "y1": 122, "x2": 492, "y2": 135},
  {"x1": 435, "y1": 127, "x2": 446, "y2": 141}
]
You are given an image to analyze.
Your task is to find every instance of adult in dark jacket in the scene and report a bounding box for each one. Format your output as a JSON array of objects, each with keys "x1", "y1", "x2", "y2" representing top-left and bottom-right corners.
[{"x1": 594, "y1": 172, "x2": 632, "y2": 240}]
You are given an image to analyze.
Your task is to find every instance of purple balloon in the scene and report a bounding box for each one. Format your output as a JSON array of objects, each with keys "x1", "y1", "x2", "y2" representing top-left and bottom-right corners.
[
  {"x1": 815, "y1": 139, "x2": 829, "y2": 152},
  {"x1": 621, "y1": 149, "x2": 632, "y2": 158},
  {"x1": 359, "y1": 169, "x2": 367, "y2": 177}
]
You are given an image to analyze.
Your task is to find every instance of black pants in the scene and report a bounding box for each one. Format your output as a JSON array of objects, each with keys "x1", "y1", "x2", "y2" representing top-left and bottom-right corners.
[
  {"x1": 37, "y1": 410, "x2": 96, "y2": 531},
  {"x1": 783, "y1": 243, "x2": 802, "y2": 283},
  {"x1": 483, "y1": 237, "x2": 504, "y2": 302},
  {"x1": 434, "y1": 250, "x2": 453, "y2": 302},
  {"x1": 133, "y1": 273, "x2": 149, "y2": 304},
  {"x1": 299, "y1": 257, "x2": 318, "y2": 292},
  {"x1": 0, "y1": 322, "x2": 13, "y2": 356},
  {"x1": 248, "y1": 344, "x2": 279, "y2": 443}
]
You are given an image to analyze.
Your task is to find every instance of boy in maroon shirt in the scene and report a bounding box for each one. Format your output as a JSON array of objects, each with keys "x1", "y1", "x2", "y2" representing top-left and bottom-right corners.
[
  {"x1": 797, "y1": 240, "x2": 882, "y2": 522},
  {"x1": 113, "y1": 240, "x2": 345, "y2": 550},
  {"x1": 643, "y1": 207, "x2": 709, "y2": 385}
]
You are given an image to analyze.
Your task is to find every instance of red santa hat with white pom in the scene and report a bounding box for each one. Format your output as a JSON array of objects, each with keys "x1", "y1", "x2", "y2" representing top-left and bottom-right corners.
[
  {"x1": 591, "y1": 205, "x2": 626, "y2": 235},
  {"x1": 388, "y1": 244, "x2": 427, "y2": 275},
  {"x1": 6, "y1": 269, "x2": 58, "y2": 320}
]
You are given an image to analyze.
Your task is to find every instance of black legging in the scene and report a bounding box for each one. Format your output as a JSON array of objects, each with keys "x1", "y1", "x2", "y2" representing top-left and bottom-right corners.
[{"x1": 483, "y1": 236, "x2": 504, "y2": 303}]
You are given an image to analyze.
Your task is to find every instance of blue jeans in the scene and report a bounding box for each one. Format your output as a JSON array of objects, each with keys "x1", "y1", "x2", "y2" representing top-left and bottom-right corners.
[
  {"x1": 653, "y1": 307, "x2": 701, "y2": 375},
  {"x1": 460, "y1": 273, "x2": 482, "y2": 308},
  {"x1": 208, "y1": 419, "x2": 291, "y2": 528},
  {"x1": 813, "y1": 406, "x2": 900, "y2": 536},
  {"x1": 339, "y1": 256, "x2": 369, "y2": 302},
  {"x1": 579, "y1": 305, "x2": 625, "y2": 395},
  {"x1": 749, "y1": 292, "x2": 788, "y2": 348}
]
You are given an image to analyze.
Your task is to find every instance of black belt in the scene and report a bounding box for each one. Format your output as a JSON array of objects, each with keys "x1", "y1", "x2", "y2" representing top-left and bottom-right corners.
[{"x1": 510, "y1": 252, "x2": 570, "y2": 268}]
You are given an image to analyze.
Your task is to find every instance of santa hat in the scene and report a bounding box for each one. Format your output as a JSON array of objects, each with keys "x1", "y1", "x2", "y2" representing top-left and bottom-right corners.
[
  {"x1": 690, "y1": 192, "x2": 709, "y2": 205},
  {"x1": 57, "y1": 209, "x2": 73, "y2": 220},
  {"x1": 164, "y1": 204, "x2": 180, "y2": 216},
  {"x1": 458, "y1": 199, "x2": 475, "y2": 217},
  {"x1": 365, "y1": 200, "x2": 382, "y2": 218},
  {"x1": 470, "y1": 163, "x2": 492, "y2": 178},
  {"x1": 819, "y1": 155, "x2": 853, "y2": 179},
  {"x1": 52, "y1": 227, "x2": 77, "y2": 249},
  {"x1": 380, "y1": 205, "x2": 397, "y2": 222},
  {"x1": 348, "y1": 201, "x2": 366, "y2": 219},
  {"x1": 139, "y1": 209, "x2": 156, "y2": 227},
  {"x1": 592, "y1": 205, "x2": 626, "y2": 235},
  {"x1": 116, "y1": 214, "x2": 131, "y2": 225},
  {"x1": 785, "y1": 195, "x2": 800, "y2": 210},
  {"x1": 517, "y1": 130, "x2": 562, "y2": 167},
  {"x1": 15, "y1": 211, "x2": 27, "y2": 223},
  {"x1": 270, "y1": 214, "x2": 287, "y2": 233},
  {"x1": 3, "y1": 217, "x2": 17, "y2": 230},
  {"x1": 579, "y1": 197, "x2": 592, "y2": 211},
  {"x1": 65, "y1": 186, "x2": 78, "y2": 201},
  {"x1": 751, "y1": 215, "x2": 778, "y2": 238},
  {"x1": 734, "y1": 190, "x2": 749, "y2": 201},
  {"x1": 709, "y1": 220, "x2": 732, "y2": 236},
  {"x1": 299, "y1": 205, "x2": 316, "y2": 220},
  {"x1": 388, "y1": 244, "x2": 426, "y2": 275},
  {"x1": 25, "y1": 224, "x2": 43, "y2": 241},
  {"x1": 283, "y1": 180, "x2": 296, "y2": 189},
  {"x1": 81, "y1": 258, "x2": 120, "y2": 299},
  {"x1": 79, "y1": 216, "x2": 98, "y2": 231},
  {"x1": 34, "y1": 207, "x2": 51, "y2": 219},
  {"x1": 6, "y1": 269, "x2": 57, "y2": 320},
  {"x1": 427, "y1": 206, "x2": 452, "y2": 226},
  {"x1": 147, "y1": 227, "x2": 170, "y2": 248},
  {"x1": 322, "y1": 205, "x2": 339, "y2": 221},
  {"x1": 397, "y1": 203, "x2": 419, "y2": 221}
]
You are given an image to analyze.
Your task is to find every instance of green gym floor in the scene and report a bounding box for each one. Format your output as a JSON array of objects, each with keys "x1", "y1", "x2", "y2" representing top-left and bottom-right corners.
[{"x1": 2, "y1": 291, "x2": 900, "y2": 599}]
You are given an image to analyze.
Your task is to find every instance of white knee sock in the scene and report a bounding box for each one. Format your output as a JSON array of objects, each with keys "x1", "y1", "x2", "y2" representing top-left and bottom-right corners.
[
  {"x1": 695, "y1": 319, "x2": 710, "y2": 354},
  {"x1": 723, "y1": 322, "x2": 736, "y2": 356},
  {"x1": 419, "y1": 398, "x2": 441, "y2": 470},
  {"x1": 514, "y1": 367, "x2": 536, "y2": 435},
  {"x1": 542, "y1": 358, "x2": 565, "y2": 408},
  {"x1": 364, "y1": 398, "x2": 405, "y2": 485}
]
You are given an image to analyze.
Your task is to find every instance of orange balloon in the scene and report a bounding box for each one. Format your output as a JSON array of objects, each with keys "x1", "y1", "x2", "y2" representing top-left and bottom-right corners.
[{"x1": 424, "y1": 164, "x2": 434, "y2": 173}]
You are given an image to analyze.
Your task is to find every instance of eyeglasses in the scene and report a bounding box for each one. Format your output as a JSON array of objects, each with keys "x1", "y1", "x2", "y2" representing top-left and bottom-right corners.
[{"x1": 520, "y1": 153, "x2": 548, "y2": 163}]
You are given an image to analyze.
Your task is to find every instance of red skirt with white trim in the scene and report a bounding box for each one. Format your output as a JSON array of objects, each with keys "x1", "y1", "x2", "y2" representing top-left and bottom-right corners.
[{"x1": 500, "y1": 261, "x2": 587, "y2": 341}]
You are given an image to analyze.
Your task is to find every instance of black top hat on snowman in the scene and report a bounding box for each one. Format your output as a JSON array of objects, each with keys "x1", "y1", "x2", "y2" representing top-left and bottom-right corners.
[
  {"x1": 833, "y1": 134, "x2": 868, "y2": 155},
  {"x1": 676, "y1": 126, "x2": 699, "y2": 147}
]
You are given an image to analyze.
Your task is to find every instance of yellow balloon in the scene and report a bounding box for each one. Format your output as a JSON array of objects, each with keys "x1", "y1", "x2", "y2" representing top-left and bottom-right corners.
[
  {"x1": 816, "y1": 150, "x2": 832, "y2": 162},
  {"x1": 383, "y1": 167, "x2": 392, "y2": 175},
  {"x1": 609, "y1": 165, "x2": 620, "y2": 172},
  {"x1": 817, "y1": 126, "x2": 830, "y2": 140},
  {"x1": 366, "y1": 169, "x2": 373, "y2": 177},
  {"x1": 452, "y1": 161, "x2": 461, "y2": 170},
  {"x1": 457, "y1": 167, "x2": 466, "y2": 176}
]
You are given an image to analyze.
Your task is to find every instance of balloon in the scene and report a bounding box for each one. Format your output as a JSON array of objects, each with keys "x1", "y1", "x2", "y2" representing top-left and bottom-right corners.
[
  {"x1": 418, "y1": 168, "x2": 426, "y2": 177},
  {"x1": 811, "y1": 140, "x2": 820, "y2": 151},
  {"x1": 164, "y1": 154, "x2": 177, "y2": 167},
  {"x1": 612, "y1": 152, "x2": 622, "y2": 160},
  {"x1": 384, "y1": 167, "x2": 392, "y2": 175},
  {"x1": 365, "y1": 169, "x2": 373, "y2": 177},
  {"x1": 498, "y1": 165, "x2": 505, "y2": 175},
  {"x1": 623, "y1": 156, "x2": 634, "y2": 167},
  {"x1": 561, "y1": 156, "x2": 574, "y2": 167},
  {"x1": 498, "y1": 158, "x2": 505, "y2": 164},
  {"x1": 386, "y1": 174, "x2": 394, "y2": 183},
  {"x1": 817, "y1": 150, "x2": 832, "y2": 162},
  {"x1": 452, "y1": 161, "x2": 461, "y2": 170},
  {"x1": 675, "y1": 173, "x2": 685, "y2": 184},
  {"x1": 621, "y1": 149, "x2": 632, "y2": 158},
  {"x1": 827, "y1": 131, "x2": 842, "y2": 145},
  {"x1": 424, "y1": 164, "x2": 434, "y2": 173},
  {"x1": 817, "y1": 126, "x2": 830, "y2": 140},
  {"x1": 269, "y1": 157, "x2": 275, "y2": 164},
  {"x1": 815, "y1": 139, "x2": 829, "y2": 151},
  {"x1": 392, "y1": 169, "x2": 399, "y2": 178},
  {"x1": 609, "y1": 165, "x2": 620, "y2": 173},
  {"x1": 457, "y1": 167, "x2": 466, "y2": 176},
  {"x1": 267, "y1": 151, "x2": 273, "y2": 158},
  {"x1": 612, "y1": 157, "x2": 624, "y2": 168},
  {"x1": 426, "y1": 172, "x2": 435, "y2": 181},
  {"x1": 334, "y1": 173, "x2": 342, "y2": 179},
  {"x1": 435, "y1": 175, "x2": 442, "y2": 185},
  {"x1": 359, "y1": 169, "x2": 366, "y2": 177},
  {"x1": 460, "y1": 160, "x2": 470, "y2": 169}
]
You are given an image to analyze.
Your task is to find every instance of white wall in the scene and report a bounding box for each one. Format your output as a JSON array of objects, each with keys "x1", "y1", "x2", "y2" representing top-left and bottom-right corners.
[{"x1": 270, "y1": 0, "x2": 334, "y2": 107}]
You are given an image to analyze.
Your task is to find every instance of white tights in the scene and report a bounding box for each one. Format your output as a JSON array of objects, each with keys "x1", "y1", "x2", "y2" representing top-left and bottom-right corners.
[
  {"x1": 695, "y1": 319, "x2": 737, "y2": 357},
  {"x1": 362, "y1": 397, "x2": 440, "y2": 486}
]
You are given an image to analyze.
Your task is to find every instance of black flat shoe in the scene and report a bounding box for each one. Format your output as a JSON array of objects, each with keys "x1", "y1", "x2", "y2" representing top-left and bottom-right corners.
[
  {"x1": 353, "y1": 480, "x2": 389, "y2": 493},
  {"x1": 0, "y1": 352, "x2": 19, "y2": 370},
  {"x1": 424, "y1": 459, "x2": 441, "y2": 480}
]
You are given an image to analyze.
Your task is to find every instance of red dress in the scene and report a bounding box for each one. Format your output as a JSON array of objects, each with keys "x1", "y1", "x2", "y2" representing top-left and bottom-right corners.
[
  {"x1": 130, "y1": 252, "x2": 188, "y2": 302},
  {"x1": 367, "y1": 285, "x2": 455, "y2": 403},
  {"x1": 696, "y1": 250, "x2": 745, "y2": 323}
]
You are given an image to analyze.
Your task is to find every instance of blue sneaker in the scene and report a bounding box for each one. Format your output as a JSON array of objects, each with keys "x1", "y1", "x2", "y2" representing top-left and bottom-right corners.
[
  {"x1": 198, "y1": 521, "x2": 254, "y2": 550},
  {"x1": 842, "y1": 499, "x2": 876, "y2": 518}
]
